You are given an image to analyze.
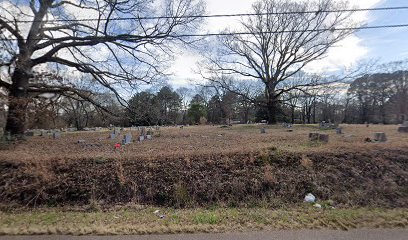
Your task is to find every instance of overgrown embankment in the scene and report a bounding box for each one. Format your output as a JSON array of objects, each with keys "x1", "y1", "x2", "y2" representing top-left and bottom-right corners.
[{"x1": 1, "y1": 148, "x2": 407, "y2": 208}]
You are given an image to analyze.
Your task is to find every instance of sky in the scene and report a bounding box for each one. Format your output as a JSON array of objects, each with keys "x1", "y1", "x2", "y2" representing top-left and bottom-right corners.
[{"x1": 169, "y1": 0, "x2": 408, "y2": 87}]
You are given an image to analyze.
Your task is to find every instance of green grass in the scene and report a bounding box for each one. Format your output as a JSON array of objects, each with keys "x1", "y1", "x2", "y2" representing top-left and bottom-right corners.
[
  {"x1": 1, "y1": 206, "x2": 407, "y2": 235},
  {"x1": 194, "y1": 212, "x2": 219, "y2": 225}
]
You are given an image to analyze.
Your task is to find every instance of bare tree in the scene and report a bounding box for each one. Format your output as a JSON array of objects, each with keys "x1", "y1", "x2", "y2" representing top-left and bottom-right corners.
[
  {"x1": 0, "y1": 0, "x2": 204, "y2": 138},
  {"x1": 201, "y1": 0, "x2": 356, "y2": 124}
]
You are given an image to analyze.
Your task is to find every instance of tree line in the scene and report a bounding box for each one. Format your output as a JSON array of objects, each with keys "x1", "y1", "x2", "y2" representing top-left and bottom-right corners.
[
  {"x1": 1, "y1": 60, "x2": 405, "y2": 130},
  {"x1": 0, "y1": 0, "x2": 407, "y2": 138}
]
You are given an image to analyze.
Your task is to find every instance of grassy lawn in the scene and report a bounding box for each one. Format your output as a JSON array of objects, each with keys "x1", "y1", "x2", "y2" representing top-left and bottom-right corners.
[{"x1": 1, "y1": 206, "x2": 407, "y2": 235}]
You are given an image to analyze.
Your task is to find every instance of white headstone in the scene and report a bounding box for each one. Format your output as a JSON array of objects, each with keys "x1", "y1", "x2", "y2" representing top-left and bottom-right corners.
[
  {"x1": 110, "y1": 133, "x2": 116, "y2": 140},
  {"x1": 123, "y1": 133, "x2": 132, "y2": 144},
  {"x1": 53, "y1": 132, "x2": 61, "y2": 139}
]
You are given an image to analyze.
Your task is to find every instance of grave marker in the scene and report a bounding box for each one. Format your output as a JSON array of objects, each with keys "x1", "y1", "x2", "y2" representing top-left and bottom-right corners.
[
  {"x1": 25, "y1": 131, "x2": 35, "y2": 137},
  {"x1": 398, "y1": 121, "x2": 408, "y2": 133},
  {"x1": 110, "y1": 133, "x2": 116, "y2": 140},
  {"x1": 319, "y1": 134, "x2": 329, "y2": 143},
  {"x1": 374, "y1": 132, "x2": 387, "y2": 142},
  {"x1": 53, "y1": 132, "x2": 61, "y2": 139},
  {"x1": 336, "y1": 127, "x2": 342, "y2": 134},
  {"x1": 140, "y1": 127, "x2": 146, "y2": 136},
  {"x1": 309, "y1": 132, "x2": 329, "y2": 143},
  {"x1": 122, "y1": 133, "x2": 132, "y2": 145}
]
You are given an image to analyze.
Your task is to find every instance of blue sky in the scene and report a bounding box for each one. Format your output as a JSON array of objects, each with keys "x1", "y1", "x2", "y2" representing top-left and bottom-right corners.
[
  {"x1": 170, "y1": 0, "x2": 408, "y2": 86},
  {"x1": 357, "y1": 0, "x2": 408, "y2": 62}
]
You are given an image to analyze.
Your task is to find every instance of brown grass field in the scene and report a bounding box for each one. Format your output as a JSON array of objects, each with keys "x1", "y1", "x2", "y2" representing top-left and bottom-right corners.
[
  {"x1": 1, "y1": 124, "x2": 408, "y2": 162},
  {"x1": 0, "y1": 124, "x2": 407, "y2": 208},
  {"x1": 0, "y1": 124, "x2": 408, "y2": 235}
]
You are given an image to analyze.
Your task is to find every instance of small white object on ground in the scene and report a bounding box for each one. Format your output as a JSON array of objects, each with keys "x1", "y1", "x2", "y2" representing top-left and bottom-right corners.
[
  {"x1": 313, "y1": 203, "x2": 322, "y2": 208},
  {"x1": 304, "y1": 193, "x2": 316, "y2": 203}
]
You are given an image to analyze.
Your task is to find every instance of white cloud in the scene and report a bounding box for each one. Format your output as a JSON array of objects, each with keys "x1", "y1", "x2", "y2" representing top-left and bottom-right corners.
[
  {"x1": 168, "y1": 51, "x2": 203, "y2": 86},
  {"x1": 170, "y1": 0, "x2": 384, "y2": 84}
]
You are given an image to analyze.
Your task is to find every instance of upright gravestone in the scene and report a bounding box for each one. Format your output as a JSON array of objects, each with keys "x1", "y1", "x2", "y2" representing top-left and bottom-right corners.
[
  {"x1": 138, "y1": 135, "x2": 145, "y2": 142},
  {"x1": 140, "y1": 127, "x2": 146, "y2": 136},
  {"x1": 260, "y1": 128, "x2": 266, "y2": 134},
  {"x1": 146, "y1": 135, "x2": 152, "y2": 140},
  {"x1": 319, "y1": 134, "x2": 329, "y2": 143},
  {"x1": 374, "y1": 132, "x2": 387, "y2": 142},
  {"x1": 336, "y1": 127, "x2": 342, "y2": 134},
  {"x1": 113, "y1": 127, "x2": 120, "y2": 135},
  {"x1": 110, "y1": 132, "x2": 116, "y2": 140},
  {"x1": 53, "y1": 132, "x2": 61, "y2": 139},
  {"x1": 122, "y1": 133, "x2": 132, "y2": 145}
]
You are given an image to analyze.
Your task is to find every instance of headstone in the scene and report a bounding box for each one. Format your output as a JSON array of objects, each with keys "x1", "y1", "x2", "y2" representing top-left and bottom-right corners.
[
  {"x1": 140, "y1": 127, "x2": 146, "y2": 136},
  {"x1": 122, "y1": 133, "x2": 132, "y2": 145},
  {"x1": 398, "y1": 126, "x2": 408, "y2": 133},
  {"x1": 319, "y1": 134, "x2": 329, "y2": 143},
  {"x1": 374, "y1": 132, "x2": 387, "y2": 142},
  {"x1": 113, "y1": 127, "x2": 120, "y2": 135},
  {"x1": 309, "y1": 132, "x2": 329, "y2": 143},
  {"x1": 146, "y1": 135, "x2": 152, "y2": 140},
  {"x1": 320, "y1": 121, "x2": 338, "y2": 130},
  {"x1": 138, "y1": 135, "x2": 145, "y2": 142},
  {"x1": 260, "y1": 128, "x2": 266, "y2": 134},
  {"x1": 398, "y1": 121, "x2": 408, "y2": 133},
  {"x1": 336, "y1": 127, "x2": 342, "y2": 134},
  {"x1": 110, "y1": 133, "x2": 116, "y2": 140},
  {"x1": 309, "y1": 132, "x2": 320, "y2": 141},
  {"x1": 25, "y1": 131, "x2": 35, "y2": 137},
  {"x1": 53, "y1": 132, "x2": 61, "y2": 139}
]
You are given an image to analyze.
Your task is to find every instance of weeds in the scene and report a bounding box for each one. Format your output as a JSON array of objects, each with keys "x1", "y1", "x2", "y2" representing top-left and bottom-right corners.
[{"x1": 194, "y1": 212, "x2": 219, "y2": 225}]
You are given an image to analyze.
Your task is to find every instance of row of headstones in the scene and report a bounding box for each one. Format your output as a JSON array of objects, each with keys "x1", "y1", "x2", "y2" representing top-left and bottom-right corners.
[
  {"x1": 308, "y1": 132, "x2": 388, "y2": 143},
  {"x1": 319, "y1": 121, "x2": 339, "y2": 130},
  {"x1": 110, "y1": 129, "x2": 154, "y2": 144},
  {"x1": 121, "y1": 132, "x2": 152, "y2": 145},
  {"x1": 26, "y1": 130, "x2": 61, "y2": 139},
  {"x1": 130, "y1": 126, "x2": 160, "y2": 131}
]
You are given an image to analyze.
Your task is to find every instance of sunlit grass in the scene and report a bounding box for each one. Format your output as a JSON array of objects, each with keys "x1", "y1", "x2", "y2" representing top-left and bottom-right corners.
[{"x1": 1, "y1": 206, "x2": 407, "y2": 235}]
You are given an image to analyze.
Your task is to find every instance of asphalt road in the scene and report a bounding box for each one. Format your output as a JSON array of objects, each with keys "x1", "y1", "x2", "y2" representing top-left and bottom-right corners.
[{"x1": 1, "y1": 229, "x2": 407, "y2": 240}]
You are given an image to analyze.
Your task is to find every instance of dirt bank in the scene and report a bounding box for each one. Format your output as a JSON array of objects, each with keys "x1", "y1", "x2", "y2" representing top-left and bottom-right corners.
[{"x1": 1, "y1": 148, "x2": 407, "y2": 208}]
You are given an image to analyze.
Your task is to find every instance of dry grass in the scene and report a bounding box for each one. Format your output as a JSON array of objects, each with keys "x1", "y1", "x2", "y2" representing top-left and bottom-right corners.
[
  {"x1": 1, "y1": 206, "x2": 407, "y2": 235},
  {"x1": 1, "y1": 124, "x2": 407, "y2": 208},
  {"x1": 1, "y1": 124, "x2": 407, "y2": 163}
]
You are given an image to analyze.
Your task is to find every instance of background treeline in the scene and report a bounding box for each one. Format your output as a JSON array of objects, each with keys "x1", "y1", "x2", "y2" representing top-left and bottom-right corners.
[{"x1": 0, "y1": 61, "x2": 407, "y2": 129}]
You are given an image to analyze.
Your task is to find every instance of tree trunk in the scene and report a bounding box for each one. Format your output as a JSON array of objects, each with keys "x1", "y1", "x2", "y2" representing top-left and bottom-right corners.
[
  {"x1": 5, "y1": 67, "x2": 31, "y2": 139},
  {"x1": 266, "y1": 98, "x2": 277, "y2": 124}
]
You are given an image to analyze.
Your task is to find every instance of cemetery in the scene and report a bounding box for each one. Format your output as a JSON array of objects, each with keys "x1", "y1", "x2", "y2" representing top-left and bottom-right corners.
[{"x1": 1, "y1": 123, "x2": 407, "y2": 209}]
